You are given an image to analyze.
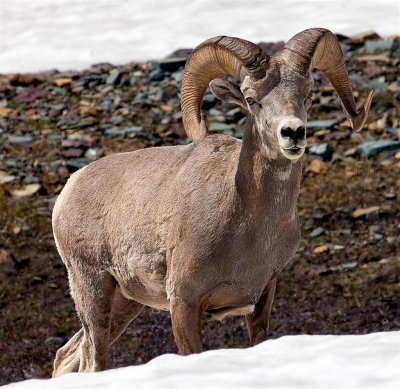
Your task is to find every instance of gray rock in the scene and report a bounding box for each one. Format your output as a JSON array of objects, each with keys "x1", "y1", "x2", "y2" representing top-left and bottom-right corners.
[
  {"x1": 23, "y1": 175, "x2": 39, "y2": 184},
  {"x1": 357, "y1": 139, "x2": 400, "y2": 158},
  {"x1": 202, "y1": 93, "x2": 217, "y2": 109},
  {"x1": 369, "y1": 224, "x2": 383, "y2": 234},
  {"x1": 158, "y1": 57, "x2": 187, "y2": 73},
  {"x1": 8, "y1": 135, "x2": 34, "y2": 144},
  {"x1": 364, "y1": 39, "x2": 395, "y2": 54},
  {"x1": 66, "y1": 159, "x2": 87, "y2": 172},
  {"x1": 307, "y1": 143, "x2": 333, "y2": 161},
  {"x1": 110, "y1": 115, "x2": 124, "y2": 125},
  {"x1": 45, "y1": 336, "x2": 65, "y2": 346},
  {"x1": 171, "y1": 70, "x2": 183, "y2": 82},
  {"x1": 366, "y1": 77, "x2": 388, "y2": 91},
  {"x1": 310, "y1": 227, "x2": 325, "y2": 239},
  {"x1": 105, "y1": 127, "x2": 126, "y2": 138},
  {"x1": 106, "y1": 69, "x2": 122, "y2": 85},
  {"x1": 150, "y1": 68, "x2": 165, "y2": 82},
  {"x1": 124, "y1": 125, "x2": 144, "y2": 134},
  {"x1": 84, "y1": 148, "x2": 101, "y2": 161},
  {"x1": 306, "y1": 119, "x2": 337, "y2": 130},
  {"x1": 369, "y1": 233, "x2": 385, "y2": 245},
  {"x1": 208, "y1": 122, "x2": 235, "y2": 134}
]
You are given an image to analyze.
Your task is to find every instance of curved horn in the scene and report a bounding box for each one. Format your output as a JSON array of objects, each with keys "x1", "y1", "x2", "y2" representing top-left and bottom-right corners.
[
  {"x1": 281, "y1": 28, "x2": 373, "y2": 132},
  {"x1": 181, "y1": 36, "x2": 270, "y2": 143}
]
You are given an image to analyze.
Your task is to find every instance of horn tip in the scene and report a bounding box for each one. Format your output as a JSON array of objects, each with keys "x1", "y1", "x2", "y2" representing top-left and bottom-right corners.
[{"x1": 354, "y1": 90, "x2": 374, "y2": 132}]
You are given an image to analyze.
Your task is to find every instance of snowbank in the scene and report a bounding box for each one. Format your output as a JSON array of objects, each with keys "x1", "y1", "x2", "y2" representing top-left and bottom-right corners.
[
  {"x1": 1, "y1": 0, "x2": 399, "y2": 73},
  {"x1": 4, "y1": 332, "x2": 400, "y2": 389}
]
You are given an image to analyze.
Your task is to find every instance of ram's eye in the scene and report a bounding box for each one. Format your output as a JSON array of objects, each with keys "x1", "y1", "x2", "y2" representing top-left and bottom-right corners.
[
  {"x1": 305, "y1": 90, "x2": 315, "y2": 101},
  {"x1": 245, "y1": 97, "x2": 256, "y2": 106}
]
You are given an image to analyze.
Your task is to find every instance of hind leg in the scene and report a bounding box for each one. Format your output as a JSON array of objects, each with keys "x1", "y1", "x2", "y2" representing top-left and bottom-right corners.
[
  {"x1": 109, "y1": 286, "x2": 144, "y2": 345},
  {"x1": 53, "y1": 264, "x2": 116, "y2": 377},
  {"x1": 53, "y1": 281, "x2": 143, "y2": 377}
]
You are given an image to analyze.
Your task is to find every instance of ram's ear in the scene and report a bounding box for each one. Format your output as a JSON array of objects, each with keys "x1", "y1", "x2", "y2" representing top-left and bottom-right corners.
[{"x1": 209, "y1": 78, "x2": 247, "y2": 110}]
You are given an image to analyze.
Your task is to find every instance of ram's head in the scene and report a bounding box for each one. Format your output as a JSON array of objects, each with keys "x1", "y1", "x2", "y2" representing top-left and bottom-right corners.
[{"x1": 181, "y1": 28, "x2": 373, "y2": 161}]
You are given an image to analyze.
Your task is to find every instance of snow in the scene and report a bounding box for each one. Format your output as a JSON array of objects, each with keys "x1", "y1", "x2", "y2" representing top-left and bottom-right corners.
[
  {"x1": 1, "y1": 0, "x2": 399, "y2": 73},
  {"x1": 4, "y1": 332, "x2": 400, "y2": 389}
]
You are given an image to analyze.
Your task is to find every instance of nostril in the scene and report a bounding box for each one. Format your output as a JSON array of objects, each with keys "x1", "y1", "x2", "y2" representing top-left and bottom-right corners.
[
  {"x1": 280, "y1": 127, "x2": 294, "y2": 139},
  {"x1": 296, "y1": 126, "x2": 306, "y2": 139}
]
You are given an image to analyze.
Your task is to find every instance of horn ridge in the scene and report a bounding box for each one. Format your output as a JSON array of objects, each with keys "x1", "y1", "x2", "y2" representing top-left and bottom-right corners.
[{"x1": 181, "y1": 36, "x2": 270, "y2": 143}]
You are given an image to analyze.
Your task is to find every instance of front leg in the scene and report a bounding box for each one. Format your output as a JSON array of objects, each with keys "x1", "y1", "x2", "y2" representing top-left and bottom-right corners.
[
  {"x1": 245, "y1": 276, "x2": 277, "y2": 346},
  {"x1": 170, "y1": 297, "x2": 203, "y2": 355}
]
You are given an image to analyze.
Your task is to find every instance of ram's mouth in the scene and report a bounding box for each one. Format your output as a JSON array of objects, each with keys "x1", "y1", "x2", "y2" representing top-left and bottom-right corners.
[{"x1": 280, "y1": 146, "x2": 305, "y2": 160}]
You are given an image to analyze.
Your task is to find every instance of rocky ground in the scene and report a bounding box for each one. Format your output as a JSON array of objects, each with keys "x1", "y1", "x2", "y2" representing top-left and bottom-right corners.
[{"x1": 0, "y1": 31, "x2": 399, "y2": 385}]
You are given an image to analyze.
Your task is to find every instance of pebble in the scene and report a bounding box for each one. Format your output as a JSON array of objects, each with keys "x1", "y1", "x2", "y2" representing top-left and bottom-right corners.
[
  {"x1": 208, "y1": 122, "x2": 235, "y2": 134},
  {"x1": 307, "y1": 119, "x2": 337, "y2": 130},
  {"x1": 309, "y1": 227, "x2": 325, "y2": 239},
  {"x1": 11, "y1": 184, "x2": 41, "y2": 197},
  {"x1": 8, "y1": 135, "x2": 34, "y2": 145},
  {"x1": 352, "y1": 206, "x2": 380, "y2": 219},
  {"x1": 106, "y1": 69, "x2": 122, "y2": 85},
  {"x1": 157, "y1": 57, "x2": 187, "y2": 73},
  {"x1": 357, "y1": 140, "x2": 400, "y2": 158},
  {"x1": 307, "y1": 143, "x2": 333, "y2": 161},
  {"x1": 308, "y1": 159, "x2": 328, "y2": 174},
  {"x1": 369, "y1": 233, "x2": 385, "y2": 245}
]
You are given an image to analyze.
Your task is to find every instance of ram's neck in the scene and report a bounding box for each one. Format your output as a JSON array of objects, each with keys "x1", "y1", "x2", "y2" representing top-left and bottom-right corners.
[{"x1": 235, "y1": 118, "x2": 303, "y2": 217}]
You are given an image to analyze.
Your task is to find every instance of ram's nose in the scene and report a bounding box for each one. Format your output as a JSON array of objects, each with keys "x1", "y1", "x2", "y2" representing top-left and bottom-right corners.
[
  {"x1": 277, "y1": 117, "x2": 307, "y2": 148},
  {"x1": 280, "y1": 125, "x2": 306, "y2": 143}
]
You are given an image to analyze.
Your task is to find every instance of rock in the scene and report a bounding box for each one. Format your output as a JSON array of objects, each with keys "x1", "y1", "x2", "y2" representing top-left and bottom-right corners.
[
  {"x1": 306, "y1": 119, "x2": 337, "y2": 130},
  {"x1": 350, "y1": 30, "x2": 381, "y2": 41},
  {"x1": 160, "y1": 104, "x2": 175, "y2": 112},
  {"x1": 15, "y1": 88, "x2": 48, "y2": 103},
  {"x1": 309, "y1": 227, "x2": 325, "y2": 239},
  {"x1": 388, "y1": 82, "x2": 400, "y2": 93},
  {"x1": 0, "y1": 107, "x2": 13, "y2": 118},
  {"x1": 0, "y1": 171, "x2": 16, "y2": 184},
  {"x1": 149, "y1": 68, "x2": 165, "y2": 82},
  {"x1": 369, "y1": 233, "x2": 385, "y2": 245},
  {"x1": 314, "y1": 129, "x2": 331, "y2": 137},
  {"x1": 365, "y1": 76, "x2": 388, "y2": 91},
  {"x1": 368, "y1": 225, "x2": 383, "y2": 234},
  {"x1": 23, "y1": 175, "x2": 39, "y2": 184},
  {"x1": 63, "y1": 148, "x2": 84, "y2": 158},
  {"x1": 157, "y1": 57, "x2": 187, "y2": 73},
  {"x1": 44, "y1": 336, "x2": 65, "y2": 346},
  {"x1": 313, "y1": 244, "x2": 329, "y2": 254},
  {"x1": 11, "y1": 184, "x2": 41, "y2": 197},
  {"x1": 383, "y1": 192, "x2": 397, "y2": 200},
  {"x1": 357, "y1": 140, "x2": 400, "y2": 158},
  {"x1": 355, "y1": 54, "x2": 390, "y2": 64},
  {"x1": 53, "y1": 77, "x2": 73, "y2": 87},
  {"x1": 171, "y1": 70, "x2": 183, "y2": 82},
  {"x1": 66, "y1": 159, "x2": 87, "y2": 172},
  {"x1": 208, "y1": 122, "x2": 235, "y2": 134},
  {"x1": 84, "y1": 148, "x2": 101, "y2": 161},
  {"x1": 105, "y1": 127, "x2": 126, "y2": 138},
  {"x1": 364, "y1": 39, "x2": 395, "y2": 54},
  {"x1": 106, "y1": 69, "x2": 122, "y2": 85},
  {"x1": 202, "y1": 93, "x2": 217, "y2": 109},
  {"x1": 110, "y1": 115, "x2": 124, "y2": 125},
  {"x1": 352, "y1": 206, "x2": 380, "y2": 219},
  {"x1": 308, "y1": 159, "x2": 328, "y2": 174},
  {"x1": 8, "y1": 135, "x2": 34, "y2": 145},
  {"x1": 307, "y1": 143, "x2": 333, "y2": 161},
  {"x1": 331, "y1": 245, "x2": 345, "y2": 251}
]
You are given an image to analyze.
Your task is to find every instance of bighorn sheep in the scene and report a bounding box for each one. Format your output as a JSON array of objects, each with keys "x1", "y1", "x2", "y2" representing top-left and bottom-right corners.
[{"x1": 52, "y1": 28, "x2": 373, "y2": 376}]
